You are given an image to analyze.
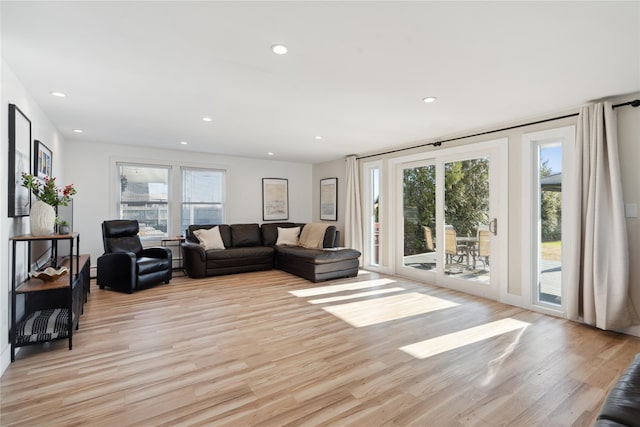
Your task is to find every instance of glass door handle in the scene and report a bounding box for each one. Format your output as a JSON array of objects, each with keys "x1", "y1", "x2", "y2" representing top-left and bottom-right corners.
[{"x1": 489, "y1": 218, "x2": 498, "y2": 235}]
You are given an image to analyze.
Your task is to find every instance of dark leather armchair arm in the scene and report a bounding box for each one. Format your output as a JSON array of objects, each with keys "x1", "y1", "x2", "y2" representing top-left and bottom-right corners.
[
  {"x1": 97, "y1": 252, "x2": 136, "y2": 293},
  {"x1": 141, "y1": 246, "x2": 172, "y2": 259}
]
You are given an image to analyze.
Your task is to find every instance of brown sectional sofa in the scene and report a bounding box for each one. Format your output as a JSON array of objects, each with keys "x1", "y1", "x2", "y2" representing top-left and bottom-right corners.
[{"x1": 182, "y1": 222, "x2": 361, "y2": 282}]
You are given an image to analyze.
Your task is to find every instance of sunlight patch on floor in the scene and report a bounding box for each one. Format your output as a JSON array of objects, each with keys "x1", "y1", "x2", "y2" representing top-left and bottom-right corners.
[
  {"x1": 400, "y1": 318, "x2": 530, "y2": 359},
  {"x1": 479, "y1": 327, "x2": 526, "y2": 387},
  {"x1": 289, "y1": 278, "x2": 396, "y2": 297},
  {"x1": 321, "y1": 292, "x2": 459, "y2": 327},
  {"x1": 308, "y1": 287, "x2": 406, "y2": 304}
]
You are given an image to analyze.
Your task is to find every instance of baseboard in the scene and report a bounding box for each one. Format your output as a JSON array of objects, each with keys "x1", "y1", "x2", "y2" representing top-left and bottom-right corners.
[
  {"x1": 619, "y1": 325, "x2": 640, "y2": 338},
  {"x1": 0, "y1": 344, "x2": 14, "y2": 376},
  {"x1": 504, "y1": 293, "x2": 524, "y2": 308}
]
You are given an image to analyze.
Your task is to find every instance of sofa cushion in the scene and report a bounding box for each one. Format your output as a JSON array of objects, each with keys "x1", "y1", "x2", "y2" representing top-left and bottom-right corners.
[
  {"x1": 194, "y1": 226, "x2": 226, "y2": 250},
  {"x1": 276, "y1": 226, "x2": 300, "y2": 246},
  {"x1": 231, "y1": 223, "x2": 262, "y2": 247},
  {"x1": 275, "y1": 246, "x2": 361, "y2": 264},
  {"x1": 206, "y1": 246, "x2": 274, "y2": 260}
]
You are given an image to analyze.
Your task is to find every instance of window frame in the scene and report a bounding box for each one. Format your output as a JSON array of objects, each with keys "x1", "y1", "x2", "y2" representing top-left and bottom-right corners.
[
  {"x1": 362, "y1": 160, "x2": 385, "y2": 271},
  {"x1": 521, "y1": 125, "x2": 576, "y2": 317}
]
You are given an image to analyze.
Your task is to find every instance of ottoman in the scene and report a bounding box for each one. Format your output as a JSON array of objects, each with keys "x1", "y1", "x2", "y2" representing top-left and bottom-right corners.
[{"x1": 275, "y1": 246, "x2": 361, "y2": 282}]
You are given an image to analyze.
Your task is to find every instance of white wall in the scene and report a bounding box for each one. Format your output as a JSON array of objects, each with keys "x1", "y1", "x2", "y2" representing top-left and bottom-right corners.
[
  {"x1": 1, "y1": 59, "x2": 67, "y2": 373},
  {"x1": 63, "y1": 140, "x2": 312, "y2": 271}
]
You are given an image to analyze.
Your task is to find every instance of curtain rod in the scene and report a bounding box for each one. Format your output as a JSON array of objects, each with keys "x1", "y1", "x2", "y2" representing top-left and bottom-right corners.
[{"x1": 356, "y1": 99, "x2": 640, "y2": 160}]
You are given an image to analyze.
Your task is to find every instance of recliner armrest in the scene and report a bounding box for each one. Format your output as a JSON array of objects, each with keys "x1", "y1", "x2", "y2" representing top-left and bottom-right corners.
[
  {"x1": 97, "y1": 252, "x2": 137, "y2": 292},
  {"x1": 141, "y1": 246, "x2": 172, "y2": 259}
]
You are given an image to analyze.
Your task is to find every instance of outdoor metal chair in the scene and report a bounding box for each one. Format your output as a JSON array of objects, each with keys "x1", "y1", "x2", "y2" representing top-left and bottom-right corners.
[
  {"x1": 444, "y1": 225, "x2": 466, "y2": 265},
  {"x1": 474, "y1": 225, "x2": 491, "y2": 269},
  {"x1": 423, "y1": 226, "x2": 435, "y2": 252}
]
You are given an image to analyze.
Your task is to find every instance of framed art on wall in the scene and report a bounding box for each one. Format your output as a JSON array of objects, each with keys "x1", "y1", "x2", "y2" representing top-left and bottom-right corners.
[
  {"x1": 8, "y1": 104, "x2": 32, "y2": 217},
  {"x1": 34, "y1": 140, "x2": 52, "y2": 179},
  {"x1": 320, "y1": 177, "x2": 338, "y2": 221},
  {"x1": 262, "y1": 178, "x2": 289, "y2": 221}
]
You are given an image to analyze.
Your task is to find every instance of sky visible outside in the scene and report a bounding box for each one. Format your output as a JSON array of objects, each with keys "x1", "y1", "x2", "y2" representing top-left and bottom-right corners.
[{"x1": 541, "y1": 145, "x2": 562, "y2": 174}]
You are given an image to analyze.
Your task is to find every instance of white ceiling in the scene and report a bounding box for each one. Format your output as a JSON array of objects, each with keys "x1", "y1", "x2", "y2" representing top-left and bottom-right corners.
[{"x1": 1, "y1": 1, "x2": 639, "y2": 164}]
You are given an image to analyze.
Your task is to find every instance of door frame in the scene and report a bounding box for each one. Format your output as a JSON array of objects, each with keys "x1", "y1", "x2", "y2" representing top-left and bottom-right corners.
[{"x1": 390, "y1": 137, "x2": 509, "y2": 302}]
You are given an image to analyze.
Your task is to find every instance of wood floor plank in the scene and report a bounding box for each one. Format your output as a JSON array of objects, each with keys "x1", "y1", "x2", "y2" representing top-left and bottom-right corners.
[{"x1": 2, "y1": 269, "x2": 640, "y2": 426}]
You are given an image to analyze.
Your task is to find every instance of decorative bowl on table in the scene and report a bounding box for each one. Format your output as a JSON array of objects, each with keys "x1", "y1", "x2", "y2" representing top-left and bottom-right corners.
[{"x1": 29, "y1": 266, "x2": 68, "y2": 282}]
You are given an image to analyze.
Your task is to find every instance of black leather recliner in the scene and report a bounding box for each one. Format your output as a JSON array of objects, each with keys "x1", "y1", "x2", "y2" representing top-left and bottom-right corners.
[
  {"x1": 97, "y1": 220, "x2": 172, "y2": 293},
  {"x1": 595, "y1": 353, "x2": 640, "y2": 426}
]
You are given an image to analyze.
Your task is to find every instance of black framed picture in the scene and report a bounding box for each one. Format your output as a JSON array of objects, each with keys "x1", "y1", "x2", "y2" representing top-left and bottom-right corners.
[
  {"x1": 8, "y1": 104, "x2": 31, "y2": 217},
  {"x1": 34, "y1": 140, "x2": 52, "y2": 179},
  {"x1": 262, "y1": 178, "x2": 289, "y2": 221},
  {"x1": 320, "y1": 177, "x2": 338, "y2": 221}
]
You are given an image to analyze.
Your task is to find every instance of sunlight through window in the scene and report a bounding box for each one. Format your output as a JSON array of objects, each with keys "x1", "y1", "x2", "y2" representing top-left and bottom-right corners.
[
  {"x1": 308, "y1": 287, "x2": 406, "y2": 304},
  {"x1": 400, "y1": 318, "x2": 530, "y2": 359},
  {"x1": 289, "y1": 278, "x2": 396, "y2": 298},
  {"x1": 322, "y1": 292, "x2": 459, "y2": 327}
]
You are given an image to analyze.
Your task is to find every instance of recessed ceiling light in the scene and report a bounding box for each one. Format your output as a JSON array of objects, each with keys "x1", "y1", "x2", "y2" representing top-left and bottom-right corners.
[
  {"x1": 267, "y1": 152, "x2": 274, "y2": 156},
  {"x1": 315, "y1": 136, "x2": 322, "y2": 140},
  {"x1": 423, "y1": 96, "x2": 438, "y2": 103},
  {"x1": 72, "y1": 129, "x2": 83, "y2": 133},
  {"x1": 202, "y1": 117, "x2": 212, "y2": 122},
  {"x1": 50, "y1": 91, "x2": 66, "y2": 97},
  {"x1": 271, "y1": 44, "x2": 288, "y2": 55},
  {"x1": 180, "y1": 141, "x2": 188, "y2": 145}
]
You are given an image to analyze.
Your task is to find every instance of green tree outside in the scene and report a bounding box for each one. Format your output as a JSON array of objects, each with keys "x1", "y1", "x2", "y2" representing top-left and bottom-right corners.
[
  {"x1": 403, "y1": 159, "x2": 489, "y2": 256},
  {"x1": 540, "y1": 160, "x2": 561, "y2": 241}
]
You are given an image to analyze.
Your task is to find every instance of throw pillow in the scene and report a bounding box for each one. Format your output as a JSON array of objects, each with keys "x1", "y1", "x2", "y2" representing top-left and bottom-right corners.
[
  {"x1": 276, "y1": 226, "x2": 300, "y2": 246},
  {"x1": 193, "y1": 226, "x2": 226, "y2": 250}
]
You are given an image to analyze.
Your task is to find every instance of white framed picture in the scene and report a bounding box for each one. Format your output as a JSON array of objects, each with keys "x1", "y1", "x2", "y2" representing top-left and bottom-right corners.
[
  {"x1": 262, "y1": 178, "x2": 289, "y2": 221},
  {"x1": 320, "y1": 177, "x2": 338, "y2": 221}
]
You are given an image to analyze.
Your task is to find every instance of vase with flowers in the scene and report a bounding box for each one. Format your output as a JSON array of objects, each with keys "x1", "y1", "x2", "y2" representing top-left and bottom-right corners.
[{"x1": 21, "y1": 173, "x2": 76, "y2": 235}]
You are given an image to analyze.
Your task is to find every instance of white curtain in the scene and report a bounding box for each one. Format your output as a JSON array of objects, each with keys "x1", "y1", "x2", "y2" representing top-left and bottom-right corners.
[
  {"x1": 566, "y1": 102, "x2": 637, "y2": 330},
  {"x1": 345, "y1": 155, "x2": 363, "y2": 262}
]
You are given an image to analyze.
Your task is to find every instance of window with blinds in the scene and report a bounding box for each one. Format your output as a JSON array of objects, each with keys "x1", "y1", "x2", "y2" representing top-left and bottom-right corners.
[{"x1": 180, "y1": 167, "x2": 225, "y2": 235}]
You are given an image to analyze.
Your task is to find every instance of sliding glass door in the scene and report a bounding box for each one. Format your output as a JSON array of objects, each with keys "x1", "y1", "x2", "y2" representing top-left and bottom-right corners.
[
  {"x1": 396, "y1": 139, "x2": 507, "y2": 300},
  {"x1": 443, "y1": 156, "x2": 491, "y2": 284}
]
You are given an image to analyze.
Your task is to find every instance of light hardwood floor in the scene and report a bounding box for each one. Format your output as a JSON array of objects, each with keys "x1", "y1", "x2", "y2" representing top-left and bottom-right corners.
[{"x1": 2, "y1": 269, "x2": 640, "y2": 426}]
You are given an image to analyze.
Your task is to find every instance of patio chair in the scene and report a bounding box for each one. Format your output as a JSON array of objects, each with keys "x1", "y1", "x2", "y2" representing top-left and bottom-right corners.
[
  {"x1": 444, "y1": 225, "x2": 466, "y2": 265},
  {"x1": 423, "y1": 226, "x2": 434, "y2": 252},
  {"x1": 475, "y1": 225, "x2": 491, "y2": 269}
]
